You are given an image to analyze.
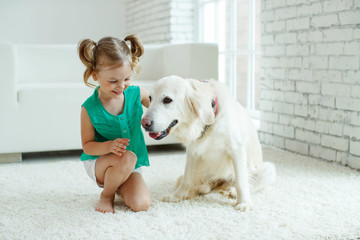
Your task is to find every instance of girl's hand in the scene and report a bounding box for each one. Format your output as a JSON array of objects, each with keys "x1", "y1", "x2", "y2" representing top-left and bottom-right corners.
[
  {"x1": 140, "y1": 87, "x2": 150, "y2": 108},
  {"x1": 109, "y1": 138, "x2": 130, "y2": 156}
]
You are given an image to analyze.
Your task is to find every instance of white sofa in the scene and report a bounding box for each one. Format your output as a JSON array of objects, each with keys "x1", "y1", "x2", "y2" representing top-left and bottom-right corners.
[{"x1": 0, "y1": 42, "x2": 218, "y2": 163}]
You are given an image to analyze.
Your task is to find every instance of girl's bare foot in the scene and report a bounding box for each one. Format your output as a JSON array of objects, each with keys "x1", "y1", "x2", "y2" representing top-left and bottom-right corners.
[{"x1": 95, "y1": 192, "x2": 115, "y2": 213}]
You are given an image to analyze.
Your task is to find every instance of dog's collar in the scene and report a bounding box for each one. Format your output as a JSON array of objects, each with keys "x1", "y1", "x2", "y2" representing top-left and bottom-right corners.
[
  {"x1": 212, "y1": 96, "x2": 218, "y2": 115},
  {"x1": 198, "y1": 96, "x2": 218, "y2": 140}
]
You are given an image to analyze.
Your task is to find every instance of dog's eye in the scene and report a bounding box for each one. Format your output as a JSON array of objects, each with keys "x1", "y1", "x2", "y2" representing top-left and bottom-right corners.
[
  {"x1": 163, "y1": 97, "x2": 173, "y2": 104},
  {"x1": 149, "y1": 96, "x2": 152, "y2": 102}
]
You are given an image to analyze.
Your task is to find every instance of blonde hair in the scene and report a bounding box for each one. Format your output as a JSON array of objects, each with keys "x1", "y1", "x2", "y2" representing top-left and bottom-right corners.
[{"x1": 77, "y1": 34, "x2": 144, "y2": 87}]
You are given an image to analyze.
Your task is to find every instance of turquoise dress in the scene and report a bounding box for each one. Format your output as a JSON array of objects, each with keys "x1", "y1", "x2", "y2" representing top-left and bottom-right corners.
[{"x1": 80, "y1": 86, "x2": 149, "y2": 169}]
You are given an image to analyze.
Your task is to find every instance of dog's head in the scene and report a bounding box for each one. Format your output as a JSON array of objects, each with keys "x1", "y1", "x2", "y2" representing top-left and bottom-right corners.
[{"x1": 141, "y1": 75, "x2": 216, "y2": 141}]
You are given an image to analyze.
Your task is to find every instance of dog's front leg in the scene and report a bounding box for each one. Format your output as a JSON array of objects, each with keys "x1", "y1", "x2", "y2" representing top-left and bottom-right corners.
[
  {"x1": 162, "y1": 151, "x2": 197, "y2": 202},
  {"x1": 232, "y1": 146, "x2": 253, "y2": 211}
]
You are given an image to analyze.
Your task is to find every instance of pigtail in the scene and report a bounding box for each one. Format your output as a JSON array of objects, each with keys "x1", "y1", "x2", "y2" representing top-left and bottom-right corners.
[
  {"x1": 124, "y1": 34, "x2": 144, "y2": 76},
  {"x1": 78, "y1": 39, "x2": 97, "y2": 87}
]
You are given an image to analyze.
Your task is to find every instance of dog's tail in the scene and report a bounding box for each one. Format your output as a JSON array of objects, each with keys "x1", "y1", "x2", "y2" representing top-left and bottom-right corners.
[{"x1": 249, "y1": 162, "x2": 276, "y2": 193}]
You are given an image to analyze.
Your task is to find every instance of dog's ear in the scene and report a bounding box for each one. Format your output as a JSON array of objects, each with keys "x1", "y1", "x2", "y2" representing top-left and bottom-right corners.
[{"x1": 187, "y1": 79, "x2": 215, "y2": 125}]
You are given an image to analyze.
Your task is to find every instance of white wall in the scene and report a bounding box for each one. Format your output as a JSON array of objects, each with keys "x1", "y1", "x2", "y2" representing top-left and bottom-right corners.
[
  {"x1": 125, "y1": 0, "x2": 194, "y2": 44},
  {"x1": 259, "y1": 0, "x2": 360, "y2": 169},
  {"x1": 0, "y1": 0, "x2": 126, "y2": 44}
]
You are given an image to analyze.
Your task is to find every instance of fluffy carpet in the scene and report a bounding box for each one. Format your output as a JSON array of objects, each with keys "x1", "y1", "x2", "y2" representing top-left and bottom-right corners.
[{"x1": 0, "y1": 146, "x2": 359, "y2": 240}]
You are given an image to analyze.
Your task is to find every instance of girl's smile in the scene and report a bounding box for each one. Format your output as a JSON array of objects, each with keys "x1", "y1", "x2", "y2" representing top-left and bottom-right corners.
[
  {"x1": 112, "y1": 90, "x2": 123, "y2": 95},
  {"x1": 92, "y1": 62, "x2": 132, "y2": 99}
]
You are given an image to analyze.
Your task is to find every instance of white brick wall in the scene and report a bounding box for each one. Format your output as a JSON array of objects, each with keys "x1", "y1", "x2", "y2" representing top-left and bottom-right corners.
[
  {"x1": 125, "y1": 0, "x2": 194, "y2": 44},
  {"x1": 260, "y1": 0, "x2": 360, "y2": 169}
]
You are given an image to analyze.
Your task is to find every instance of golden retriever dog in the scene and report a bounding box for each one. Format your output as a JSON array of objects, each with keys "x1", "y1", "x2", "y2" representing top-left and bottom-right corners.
[{"x1": 141, "y1": 75, "x2": 275, "y2": 211}]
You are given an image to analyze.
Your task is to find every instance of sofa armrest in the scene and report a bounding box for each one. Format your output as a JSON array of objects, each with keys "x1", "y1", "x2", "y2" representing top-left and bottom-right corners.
[
  {"x1": 0, "y1": 42, "x2": 20, "y2": 153},
  {"x1": 162, "y1": 43, "x2": 218, "y2": 80},
  {"x1": 0, "y1": 42, "x2": 17, "y2": 110}
]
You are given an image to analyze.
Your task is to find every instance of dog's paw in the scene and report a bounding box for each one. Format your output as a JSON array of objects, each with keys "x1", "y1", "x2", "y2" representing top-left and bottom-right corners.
[
  {"x1": 218, "y1": 187, "x2": 237, "y2": 199},
  {"x1": 234, "y1": 202, "x2": 253, "y2": 211},
  {"x1": 161, "y1": 194, "x2": 182, "y2": 202},
  {"x1": 161, "y1": 189, "x2": 193, "y2": 202},
  {"x1": 198, "y1": 184, "x2": 211, "y2": 195}
]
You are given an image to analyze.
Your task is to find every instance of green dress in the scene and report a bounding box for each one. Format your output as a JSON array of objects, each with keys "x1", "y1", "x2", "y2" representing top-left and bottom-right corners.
[{"x1": 80, "y1": 86, "x2": 149, "y2": 170}]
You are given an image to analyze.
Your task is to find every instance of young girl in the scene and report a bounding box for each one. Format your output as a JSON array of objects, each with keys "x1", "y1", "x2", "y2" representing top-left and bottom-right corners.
[{"x1": 78, "y1": 35, "x2": 151, "y2": 213}]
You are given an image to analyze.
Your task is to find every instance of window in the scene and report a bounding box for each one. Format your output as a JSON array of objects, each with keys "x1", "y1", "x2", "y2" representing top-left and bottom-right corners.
[{"x1": 197, "y1": 0, "x2": 261, "y2": 110}]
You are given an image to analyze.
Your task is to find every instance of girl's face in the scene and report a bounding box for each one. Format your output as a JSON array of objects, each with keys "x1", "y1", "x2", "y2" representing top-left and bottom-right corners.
[{"x1": 92, "y1": 62, "x2": 132, "y2": 99}]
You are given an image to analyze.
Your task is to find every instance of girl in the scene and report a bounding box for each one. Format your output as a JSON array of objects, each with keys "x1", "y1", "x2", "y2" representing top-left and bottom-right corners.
[{"x1": 78, "y1": 35, "x2": 151, "y2": 213}]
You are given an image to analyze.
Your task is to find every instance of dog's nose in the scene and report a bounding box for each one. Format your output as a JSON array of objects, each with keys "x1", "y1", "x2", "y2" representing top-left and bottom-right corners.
[{"x1": 141, "y1": 118, "x2": 153, "y2": 130}]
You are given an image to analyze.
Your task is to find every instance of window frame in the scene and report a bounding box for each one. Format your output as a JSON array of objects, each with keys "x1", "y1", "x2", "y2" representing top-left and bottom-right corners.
[{"x1": 196, "y1": 0, "x2": 261, "y2": 111}]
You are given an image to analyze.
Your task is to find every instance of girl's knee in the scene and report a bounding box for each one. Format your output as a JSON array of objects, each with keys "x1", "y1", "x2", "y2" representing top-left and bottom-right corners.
[
  {"x1": 121, "y1": 151, "x2": 137, "y2": 171},
  {"x1": 128, "y1": 196, "x2": 151, "y2": 212},
  {"x1": 111, "y1": 151, "x2": 136, "y2": 172},
  {"x1": 122, "y1": 150, "x2": 137, "y2": 162}
]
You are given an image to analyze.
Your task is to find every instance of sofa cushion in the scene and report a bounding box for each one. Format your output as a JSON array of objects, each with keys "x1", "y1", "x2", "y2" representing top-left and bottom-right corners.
[{"x1": 16, "y1": 45, "x2": 83, "y2": 84}]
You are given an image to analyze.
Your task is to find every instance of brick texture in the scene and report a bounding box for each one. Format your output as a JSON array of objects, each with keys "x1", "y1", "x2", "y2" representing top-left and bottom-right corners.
[
  {"x1": 259, "y1": 0, "x2": 360, "y2": 169},
  {"x1": 125, "y1": 0, "x2": 194, "y2": 44}
]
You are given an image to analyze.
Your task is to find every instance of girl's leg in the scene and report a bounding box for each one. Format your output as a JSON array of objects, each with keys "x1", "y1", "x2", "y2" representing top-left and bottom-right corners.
[
  {"x1": 94, "y1": 151, "x2": 137, "y2": 213},
  {"x1": 118, "y1": 172, "x2": 151, "y2": 212}
]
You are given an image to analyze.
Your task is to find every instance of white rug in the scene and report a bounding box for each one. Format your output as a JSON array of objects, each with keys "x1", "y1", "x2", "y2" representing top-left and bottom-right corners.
[{"x1": 1, "y1": 147, "x2": 360, "y2": 240}]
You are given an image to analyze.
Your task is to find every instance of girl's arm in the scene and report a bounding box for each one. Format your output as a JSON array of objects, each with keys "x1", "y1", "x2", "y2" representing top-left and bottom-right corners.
[
  {"x1": 140, "y1": 86, "x2": 150, "y2": 108},
  {"x1": 81, "y1": 107, "x2": 128, "y2": 156}
]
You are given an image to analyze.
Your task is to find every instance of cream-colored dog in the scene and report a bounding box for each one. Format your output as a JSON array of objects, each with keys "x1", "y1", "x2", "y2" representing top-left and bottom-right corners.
[{"x1": 141, "y1": 75, "x2": 275, "y2": 211}]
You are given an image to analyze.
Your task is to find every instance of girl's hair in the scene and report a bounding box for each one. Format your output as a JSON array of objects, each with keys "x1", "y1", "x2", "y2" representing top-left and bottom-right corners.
[{"x1": 78, "y1": 34, "x2": 144, "y2": 87}]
